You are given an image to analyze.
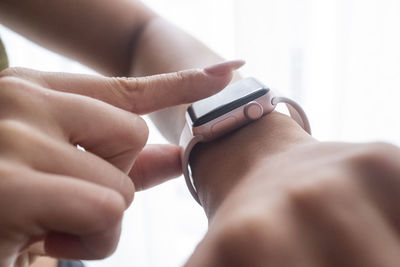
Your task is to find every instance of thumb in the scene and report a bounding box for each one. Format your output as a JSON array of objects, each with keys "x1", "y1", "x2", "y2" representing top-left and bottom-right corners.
[
  {"x1": 129, "y1": 144, "x2": 182, "y2": 191},
  {"x1": 2, "y1": 60, "x2": 245, "y2": 114}
]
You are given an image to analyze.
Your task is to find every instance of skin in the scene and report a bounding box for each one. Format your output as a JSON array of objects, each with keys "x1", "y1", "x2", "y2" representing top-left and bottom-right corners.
[
  {"x1": 1, "y1": 1, "x2": 400, "y2": 267},
  {"x1": 186, "y1": 113, "x2": 400, "y2": 267},
  {"x1": 0, "y1": 64, "x2": 240, "y2": 266},
  {"x1": 28, "y1": 257, "x2": 55, "y2": 267}
]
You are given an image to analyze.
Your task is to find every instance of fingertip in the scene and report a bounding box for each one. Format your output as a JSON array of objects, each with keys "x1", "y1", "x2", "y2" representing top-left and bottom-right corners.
[
  {"x1": 203, "y1": 59, "x2": 246, "y2": 76},
  {"x1": 175, "y1": 60, "x2": 245, "y2": 105},
  {"x1": 192, "y1": 59, "x2": 246, "y2": 99},
  {"x1": 130, "y1": 144, "x2": 182, "y2": 191}
]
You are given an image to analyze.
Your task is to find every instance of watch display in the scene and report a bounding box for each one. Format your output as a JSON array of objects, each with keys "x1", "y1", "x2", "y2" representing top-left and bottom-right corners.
[{"x1": 188, "y1": 78, "x2": 270, "y2": 126}]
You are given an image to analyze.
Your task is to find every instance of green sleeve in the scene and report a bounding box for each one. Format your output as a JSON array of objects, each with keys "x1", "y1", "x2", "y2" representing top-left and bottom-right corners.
[{"x1": 0, "y1": 38, "x2": 9, "y2": 71}]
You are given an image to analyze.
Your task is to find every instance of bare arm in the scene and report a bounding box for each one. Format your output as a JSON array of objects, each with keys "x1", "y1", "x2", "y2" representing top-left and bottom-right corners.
[
  {"x1": 0, "y1": 0, "x2": 236, "y2": 142},
  {"x1": 0, "y1": 0, "x2": 226, "y2": 81},
  {"x1": 0, "y1": 0, "x2": 153, "y2": 76}
]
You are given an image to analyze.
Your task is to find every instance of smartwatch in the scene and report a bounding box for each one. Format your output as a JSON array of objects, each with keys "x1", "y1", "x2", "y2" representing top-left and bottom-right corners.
[{"x1": 179, "y1": 77, "x2": 311, "y2": 205}]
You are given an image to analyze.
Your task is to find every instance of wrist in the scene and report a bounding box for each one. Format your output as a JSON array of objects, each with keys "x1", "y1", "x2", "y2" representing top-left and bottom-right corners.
[{"x1": 190, "y1": 112, "x2": 316, "y2": 218}]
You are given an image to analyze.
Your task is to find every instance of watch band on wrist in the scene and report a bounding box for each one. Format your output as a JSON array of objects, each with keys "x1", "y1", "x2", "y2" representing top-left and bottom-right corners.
[
  {"x1": 179, "y1": 78, "x2": 311, "y2": 206},
  {"x1": 180, "y1": 121, "x2": 204, "y2": 204}
]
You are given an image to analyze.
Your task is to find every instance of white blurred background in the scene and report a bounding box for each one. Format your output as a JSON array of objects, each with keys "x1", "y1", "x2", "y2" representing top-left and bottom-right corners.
[{"x1": 1, "y1": 0, "x2": 400, "y2": 266}]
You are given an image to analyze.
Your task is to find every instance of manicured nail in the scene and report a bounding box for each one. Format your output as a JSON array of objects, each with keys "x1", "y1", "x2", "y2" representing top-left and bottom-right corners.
[{"x1": 204, "y1": 59, "x2": 246, "y2": 76}]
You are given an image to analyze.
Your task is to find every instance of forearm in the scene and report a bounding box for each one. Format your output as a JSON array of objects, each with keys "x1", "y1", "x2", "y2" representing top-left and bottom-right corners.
[
  {"x1": 129, "y1": 17, "x2": 225, "y2": 76},
  {"x1": 0, "y1": 0, "x2": 153, "y2": 76}
]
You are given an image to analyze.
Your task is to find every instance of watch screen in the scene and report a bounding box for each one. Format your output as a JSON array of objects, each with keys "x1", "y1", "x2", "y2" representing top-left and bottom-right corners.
[{"x1": 188, "y1": 78, "x2": 269, "y2": 126}]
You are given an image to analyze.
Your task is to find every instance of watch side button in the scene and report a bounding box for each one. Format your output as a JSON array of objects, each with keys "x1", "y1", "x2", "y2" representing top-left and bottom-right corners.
[
  {"x1": 211, "y1": 117, "x2": 238, "y2": 135},
  {"x1": 244, "y1": 101, "x2": 264, "y2": 120}
]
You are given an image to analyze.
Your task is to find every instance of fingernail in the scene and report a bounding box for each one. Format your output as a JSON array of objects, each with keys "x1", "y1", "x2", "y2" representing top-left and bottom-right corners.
[{"x1": 204, "y1": 59, "x2": 246, "y2": 76}]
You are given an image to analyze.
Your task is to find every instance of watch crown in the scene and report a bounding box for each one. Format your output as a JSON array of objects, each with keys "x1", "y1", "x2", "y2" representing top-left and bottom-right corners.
[{"x1": 244, "y1": 101, "x2": 264, "y2": 120}]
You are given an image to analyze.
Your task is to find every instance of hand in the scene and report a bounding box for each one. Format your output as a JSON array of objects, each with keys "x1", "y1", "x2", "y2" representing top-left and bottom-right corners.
[
  {"x1": 186, "y1": 113, "x2": 400, "y2": 267},
  {"x1": 0, "y1": 60, "x2": 241, "y2": 267}
]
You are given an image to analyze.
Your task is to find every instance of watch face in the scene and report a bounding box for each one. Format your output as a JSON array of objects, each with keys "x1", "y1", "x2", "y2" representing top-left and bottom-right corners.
[{"x1": 188, "y1": 78, "x2": 270, "y2": 127}]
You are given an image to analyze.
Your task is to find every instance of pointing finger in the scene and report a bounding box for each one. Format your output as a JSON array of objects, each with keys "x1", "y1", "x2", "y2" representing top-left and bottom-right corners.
[{"x1": 1, "y1": 60, "x2": 245, "y2": 114}]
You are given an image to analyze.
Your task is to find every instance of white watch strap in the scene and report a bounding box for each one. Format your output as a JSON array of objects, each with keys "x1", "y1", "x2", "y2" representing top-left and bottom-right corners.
[
  {"x1": 180, "y1": 123, "x2": 203, "y2": 204},
  {"x1": 180, "y1": 96, "x2": 311, "y2": 206},
  {"x1": 272, "y1": 96, "x2": 311, "y2": 135}
]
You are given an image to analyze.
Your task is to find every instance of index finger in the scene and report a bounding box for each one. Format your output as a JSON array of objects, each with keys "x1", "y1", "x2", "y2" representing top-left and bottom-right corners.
[{"x1": 1, "y1": 60, "x2": 245, "y2": 114}]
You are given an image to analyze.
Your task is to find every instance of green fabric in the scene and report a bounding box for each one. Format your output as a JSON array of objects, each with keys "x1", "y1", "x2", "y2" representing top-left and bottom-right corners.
[{"x1": 0, "y1": 38, "x2": 9, "y2": 71}]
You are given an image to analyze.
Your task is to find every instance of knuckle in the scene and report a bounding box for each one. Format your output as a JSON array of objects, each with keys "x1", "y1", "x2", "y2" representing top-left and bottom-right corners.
[
  {"x1": 0, "y1": 161, "x2": 19, "y2": 186},
  {"x1": 364, "y1": 142, "x2": 398, "y2": 159},
  {"x1": 129, "y1": 158, "x2": 145, "y2": 191},
  {"x1": 0, "y1": 120, "x2": 31, "y2": 146},
  {"x1": 214, "y1": 212, "x2": 277, "y2": 264},
  {"x1": 106, "y1": 111, "x2": 149, "y2": 151},
  {"x1": 0, "y1": 119, "x2": 16, "y2": 134},
  {"x1": 0, "y1": 120, "x2": 50, "y2": 158},
  {"x1": 172, "y1": 71, "x2": 192, "y2": 101},
  {"x1": 96, "y1": 189, "x2": 125, "y2": 229},
  {"x1": 173, "y1": 70, "x2": 189, "y2": 84},
  {"x1": 217, "y1": 213, "x2": 268, "y2": 250},
  {"x1": 347, "y1": 142, "x2": 400, "y2": 190},
  {"x1": 0, "y1": 76, "x2": 37, "y2": 101},
  {"x1": 114, "y1": 77, "x2": 141, "y2": 94},
  {"x1": 286, "y1": 173, "x2": 356, "y2": 217},
  {"x1": 287, "y1": 181, "x2": 325, "y2": 206},
  {"x1": 351, "y1": 142, "x2": 400, "y2": 173},
  {"x1": 0, "y1": 67, "x2": 23, "y2": 79},
  {"x1": 0, "y1": 162, "x2": 11, "y2": 178},
  {"x1": 118, "y1": 173, "x2": 135, "y2": 206},
  {"x1": 286, "y1": 177, "x2": 341, "y2": 209},
  {"x1": 126, "y1": 114, "x2": 149, "y2": 149},
  {"x1": 0, "y1": 77, "x2": 22, "y2": 109},
  {"x1": 0, "y1": 76, "x2": 23, "y2": 90},
  {"x1": 110, "y1": 77, "x2": 144, "y2": 111},
  {"x1": 135, "y1": 115, "x2": 149, "y2": 146}
]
